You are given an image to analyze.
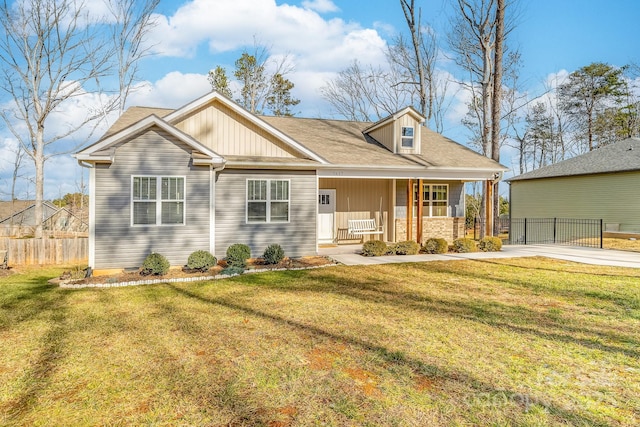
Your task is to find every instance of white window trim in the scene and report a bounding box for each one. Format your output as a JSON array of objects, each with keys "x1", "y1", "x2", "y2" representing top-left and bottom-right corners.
[
  {"x1": 131, "y1": 175, "x2": 186, "y2": 226},
  {"x1": 401, "y1": 126, "x2": 414, "y2": 148},
  {"x1": 413, "y1": 183, "x2": 449, "y2": 217},
  {"x1": 245, "y1": 178, "x2": 291, "y2": 224}
]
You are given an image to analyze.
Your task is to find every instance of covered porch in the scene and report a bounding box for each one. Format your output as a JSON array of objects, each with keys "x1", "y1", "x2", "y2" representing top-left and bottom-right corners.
[{"x1": 317, "y1": 176, "x2": 470, "y2": 246}]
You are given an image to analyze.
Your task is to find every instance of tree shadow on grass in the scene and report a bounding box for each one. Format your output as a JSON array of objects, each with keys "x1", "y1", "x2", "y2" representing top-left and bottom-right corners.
[
  {"x1": 1, "y1": 289, "x2": 70, "y2": 422},
  {"x1": 235, "y1": 266, "x2": 640, "y2": 360},
  {"x1": 0, "y1": 274, "x2": 65, "y2": 330},
  {"x1": 468, "y1": 256, "x2": 640, "y2": 280},
  {"x1": 89, "y1": 284, "x2": 275, "y2": 425},
  {"x1": 164, "y1": 282, "x2": 611, "y2": 427}
]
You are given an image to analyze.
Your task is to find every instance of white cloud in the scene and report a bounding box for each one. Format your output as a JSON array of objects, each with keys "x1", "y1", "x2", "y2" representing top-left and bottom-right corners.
[
  {"x1": 544, "y1": 70, "x2": 569, "y2": 90},
  {"x1": 147, "y1": 0, "x2": 387, "y2": 69},
  {"x1": 301, "y1": 0, "x2": 339, "y2": 13},
  {"x1": 127, "y1": 72, "x2": 211, "y2": 109}
]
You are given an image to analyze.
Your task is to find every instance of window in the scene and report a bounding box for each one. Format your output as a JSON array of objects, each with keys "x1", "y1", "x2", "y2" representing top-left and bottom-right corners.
[
  {"x1": 132, "y1": 176, "x2": 185, "y2": 225},
  {"x1": 401, "y1": 126, "x2": 414, "y2": 148},
  {"x1": 247, "y1": 179, "x2": 290, "y2": 223},
  {"x1": 413, "y1": 183, "x2": 448, "y2": 217}
]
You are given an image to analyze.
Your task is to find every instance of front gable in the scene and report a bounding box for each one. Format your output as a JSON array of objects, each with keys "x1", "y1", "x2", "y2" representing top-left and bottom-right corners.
[
  {"x1": 164, "y1": 92, "x2": 327, "y2": 164},
  {"x1": 75, "y1": 114, "x2": 225, "y2": 168},
  {"x1": 172, "y1": 99, "x2": 301, "y2": 158}
]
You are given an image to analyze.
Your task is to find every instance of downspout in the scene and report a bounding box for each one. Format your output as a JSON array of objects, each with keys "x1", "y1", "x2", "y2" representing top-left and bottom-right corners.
[
  {"x1": 210, "y1": 163, "x2": 226, "y2": 257},
  {"x1": 508, "y1": 179, "x2": 512, "y2": 245},
  {"x1": 77, "y1": 160, "x2": 95, "y2": 271}
]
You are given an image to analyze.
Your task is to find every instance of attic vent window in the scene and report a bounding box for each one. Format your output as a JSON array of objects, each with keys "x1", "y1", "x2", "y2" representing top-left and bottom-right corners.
[{"x1": 401, "y1": 126, "x2": 414, "y2": 148}]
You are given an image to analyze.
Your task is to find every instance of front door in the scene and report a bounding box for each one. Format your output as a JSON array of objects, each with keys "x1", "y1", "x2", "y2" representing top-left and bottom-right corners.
[{"x1": 318, "y1": 189, "x2": 336, "y2": 244}]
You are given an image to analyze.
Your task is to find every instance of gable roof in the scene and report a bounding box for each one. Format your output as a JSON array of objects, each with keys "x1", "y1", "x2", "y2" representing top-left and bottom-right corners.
[
  {"x1": 508, "y1": 137, "x2": 640, "y2": 182},
  {"x1": 0, "y1": 200, "x2": 35, "y2": 222},
  {"x1": 261, "y1": 116, "x2": 506, "y2": 172},
  {"x1": 102, "y1": 107, "x2": 173, "y2": 137},
  {"x1": 0, "y1": 201, "x2": 59, "y2": 225},
  {"x1": 363, "y1": 106, "x2": 425, "y2": 134},
  {"x1": 75, "y1": 114, "x2": 226, "y2": 166},
  {"x1": 163, "y1": 91, "x2": 328, "y2": 164},
  {"x1": 80, "y1": 93, "x2": 506, "y2": 177}
]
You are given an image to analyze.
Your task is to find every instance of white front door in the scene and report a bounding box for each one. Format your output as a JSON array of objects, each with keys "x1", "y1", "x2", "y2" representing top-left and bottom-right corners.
[{"x1": 318, "y1": 189, "x2": 336, "y2": 244}]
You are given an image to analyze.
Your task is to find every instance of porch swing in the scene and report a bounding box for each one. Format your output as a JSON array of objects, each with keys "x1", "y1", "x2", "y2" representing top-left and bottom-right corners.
[{"x1": 346, "y1": 196, "x2": 384, "y2": 237}]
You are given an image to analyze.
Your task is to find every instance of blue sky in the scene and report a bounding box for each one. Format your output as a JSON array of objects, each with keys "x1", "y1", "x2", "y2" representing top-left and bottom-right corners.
[{"x1": 1, "y1": 0, "x2": 639, "y2": 199}]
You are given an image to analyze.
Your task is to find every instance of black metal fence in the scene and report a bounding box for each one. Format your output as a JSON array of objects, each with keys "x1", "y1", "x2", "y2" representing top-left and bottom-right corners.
[
  {"x1": 472, "y1": 217, "x2": 511, "y2": 240},
  {"x1": 509, "y1": 218, "x2": 603, "y2": 248},
  {"x1": 472, "y1": 217, "x2": 603, "y2": 248}
]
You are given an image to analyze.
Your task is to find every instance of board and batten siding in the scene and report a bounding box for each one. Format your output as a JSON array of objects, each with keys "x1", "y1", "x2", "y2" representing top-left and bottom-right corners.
[
  {"x1": 215, "y1": 169, "x2": 317, "y2": 259},
  {"x1": 395, "y1": 180, "x2": 465, "y2": 218},
  {"x1": 368, "y1": 122, "x2": 395, "y2": 153},
  {"x1": 396, "y1": 114, "x2": 421, "y2": 155},
  {"x1": 510, "y1": 171, "x2": 640, "y2": 231},
  {"x1": 94, "y1": 127, "x2": 211, "y2": 269},
  {"x1": 319, "y1": 178, "x2": 392, "y2": 242},
  {"x1": 174, "y1": 101, "x2": 298, "y2": 158}
]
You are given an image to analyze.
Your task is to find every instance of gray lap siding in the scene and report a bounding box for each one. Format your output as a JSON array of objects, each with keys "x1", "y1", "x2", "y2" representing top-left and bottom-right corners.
[
  {"x1": 94, "y1": 128, "x2": 210, "y2": 269},
  {"x1": 215, "y1": 169, "x2": 317, "y2": 259}
]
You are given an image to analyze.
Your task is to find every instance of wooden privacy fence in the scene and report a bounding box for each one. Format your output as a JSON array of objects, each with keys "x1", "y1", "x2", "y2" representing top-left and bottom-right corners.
[{"x1": 0, "y1": 237, "x2": 88, "y2": 266}]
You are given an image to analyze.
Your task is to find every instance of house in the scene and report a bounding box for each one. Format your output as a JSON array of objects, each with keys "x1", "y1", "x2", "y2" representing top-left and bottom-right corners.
[
  {"x1": 507, "y1": 137, "x2": 640, "y2": 233},
  {"x1": 75, "y1": 92, "x2": 506, "y2": 273},
  {"x1": 0, "y1": 200, "x2": 88, "y2": 236}
]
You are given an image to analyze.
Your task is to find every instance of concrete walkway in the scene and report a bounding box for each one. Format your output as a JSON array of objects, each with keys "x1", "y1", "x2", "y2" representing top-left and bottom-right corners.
[{"x1": 325, "y1": 244, "x2": 640, "y2": 269}]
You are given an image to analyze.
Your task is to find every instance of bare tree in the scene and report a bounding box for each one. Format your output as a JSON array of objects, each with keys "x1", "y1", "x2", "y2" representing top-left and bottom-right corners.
[
  {"x1": 0, "y1": 0, "x2": 116, "y2": 242},
  {"x1": 106, "y1": 0, "x2": 160, "y2": 116},
  {"x1": 447, "y1": 0, "x2": 517, "y2": 235},
  {"x1": 322, "y1": 1, "x2": 454, "y2": 125},
  {"x1": 320, "y1": 60, "x2": 412, "y2": 121},
  {"x1": 397, "y1": 0, "x2": 428, "y2": 118}
]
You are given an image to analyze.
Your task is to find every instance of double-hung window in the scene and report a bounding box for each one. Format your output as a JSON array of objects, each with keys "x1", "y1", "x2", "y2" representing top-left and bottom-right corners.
[
  {"x1": 413, "y1": 183, "x2": 448, "y2": 217},
  {"x1": 401, "y1": 126, "x2": 414, "y2": 148},
  {"x1": 132, "y1": 176, "x2": 185, "y2": 225},
  {"x1": 247, "y1": 179, "x2": 290, "y2": 223}
]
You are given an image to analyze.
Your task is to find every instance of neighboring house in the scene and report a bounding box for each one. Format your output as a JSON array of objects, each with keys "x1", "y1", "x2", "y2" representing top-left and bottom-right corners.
[
  {"x1": 0, "y1": 200, "x2": 37, "y2": 225},
  {"x1": 75, "y1": 92, "x2": 506, "y2": 272},
  {"x1": 0, "y1": 200, "x2": 89, "y2": 236},
  {"x1": 507, "y1": 137, "x2": 640, "y2": 232}
]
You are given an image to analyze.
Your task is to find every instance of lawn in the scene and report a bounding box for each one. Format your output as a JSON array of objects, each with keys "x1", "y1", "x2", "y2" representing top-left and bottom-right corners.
[{"x1": 1, "y1": 258, "x2": 639, "y2": 426}]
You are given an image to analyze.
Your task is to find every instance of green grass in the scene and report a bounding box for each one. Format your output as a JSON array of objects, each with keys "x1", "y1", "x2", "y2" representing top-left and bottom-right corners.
[{"x1": 1, "y1": 258, "x2": 639, "y2": 426}]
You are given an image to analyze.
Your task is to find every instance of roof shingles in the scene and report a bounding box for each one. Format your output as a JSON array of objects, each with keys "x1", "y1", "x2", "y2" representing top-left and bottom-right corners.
[
  {"x1": 508, "y1": 138, "x2": 640, "y2": 181},
  {"x1": 95, "y1": 104, "x2": 505, "y2": 172}
]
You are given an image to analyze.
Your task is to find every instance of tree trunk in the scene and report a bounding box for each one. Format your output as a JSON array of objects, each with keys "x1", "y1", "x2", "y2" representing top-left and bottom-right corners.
[{"x1": 490, "y1": 0, "x2": 505, "y2": 235}]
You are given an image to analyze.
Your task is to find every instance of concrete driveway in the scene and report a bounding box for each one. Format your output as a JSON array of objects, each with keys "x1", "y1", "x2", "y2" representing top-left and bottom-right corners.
[{"x1": 325, "y1": 244, "x2": 640, "y2": 269}]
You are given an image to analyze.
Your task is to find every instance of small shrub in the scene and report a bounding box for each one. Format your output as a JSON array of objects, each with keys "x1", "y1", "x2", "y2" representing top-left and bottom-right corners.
[
  {"x1": 263, "y1": 244, "x2": 285, "y2": 264},
  {"x1": 226, "y1": 243, "x2": 251, "y2": 268},
  {"x1": 362, "y1": 240, "x2": 389, "y2": 257},
  {"x1": 141, "y1": 252, "x2": 170, "y2": 276},
  {"x1": 187, "y1": 250, "x2": 217, "y2": 271},
  {"x1": 220, "y1": 265, "x2": 245, "y2": 276},
  {"x1": 393, "y1": 240, "x2": 421, "y2": 255},
  {"x1": 479, "y1": 236, "x2": 503, "y2": 252},
  {"x1": 452, "y1": 238, "x2": 477, "y2": 253},
  {"x1": 423, "y1": 238, "x2": 448, "y2": 254}
]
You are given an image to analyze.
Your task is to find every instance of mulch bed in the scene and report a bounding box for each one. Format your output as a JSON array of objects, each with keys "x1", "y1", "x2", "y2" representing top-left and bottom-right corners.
[{"x1": 53, "y1": 256, "x2": 338, "y2": 288}]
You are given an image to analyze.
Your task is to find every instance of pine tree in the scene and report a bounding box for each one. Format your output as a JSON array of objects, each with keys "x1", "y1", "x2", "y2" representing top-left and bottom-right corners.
[
  {"x1": 207, "y1": 66, "x2": 233, "y2": 98},
  {"x1": 266, "y1": 73, "x2": 300, "y2": 117},
  {"x1": 234, "y1": 53, "x2": 267, "y2": 114},
  {"x1": 558, "y1": 62, "x2": 627, "y2": 151}
]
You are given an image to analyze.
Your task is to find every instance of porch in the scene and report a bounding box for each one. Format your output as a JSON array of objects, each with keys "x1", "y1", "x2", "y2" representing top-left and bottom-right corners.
[{"x1": 318, "y1": 177, "x2": 467, "y2": 246}]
